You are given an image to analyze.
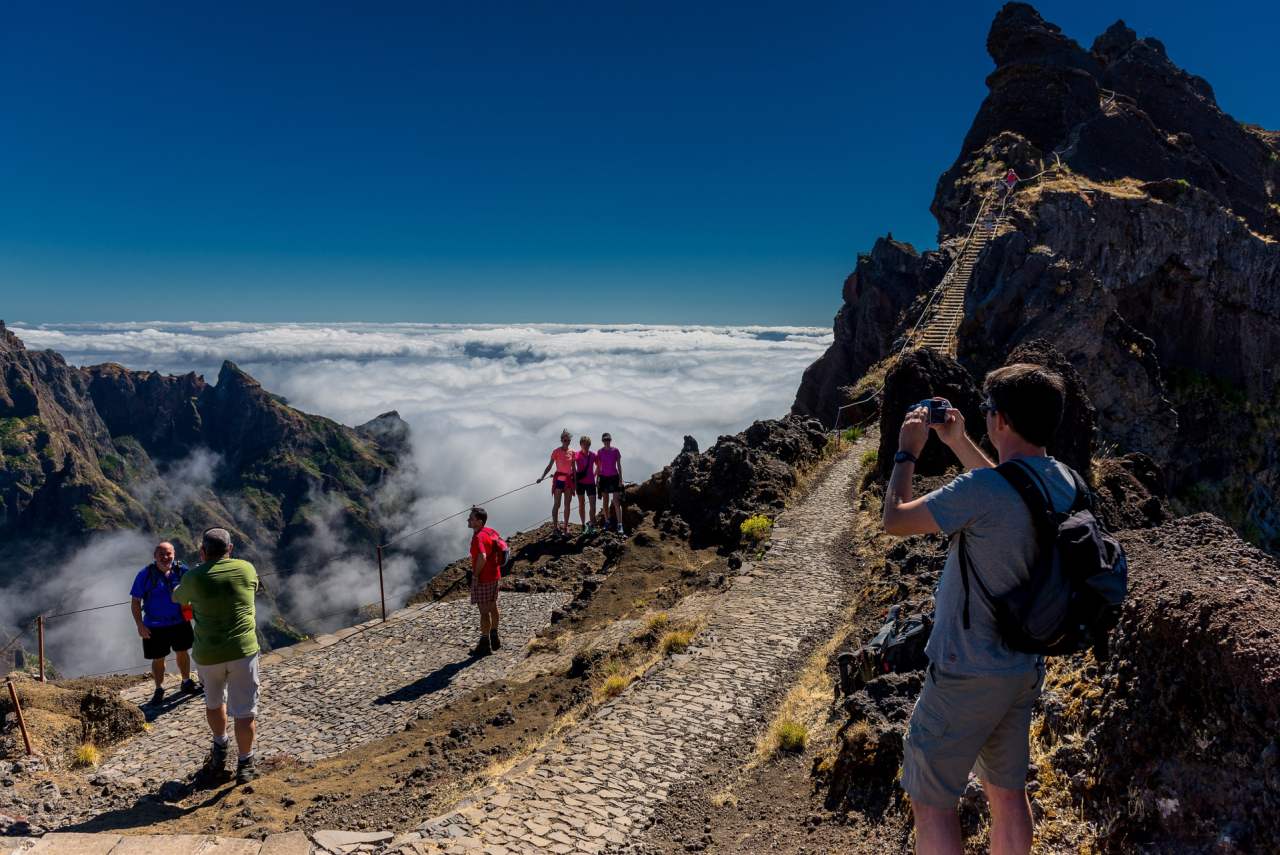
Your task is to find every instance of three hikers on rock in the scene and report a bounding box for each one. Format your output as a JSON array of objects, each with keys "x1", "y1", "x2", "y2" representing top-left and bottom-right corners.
[
  {"x1": 539, "y1": 428, "x2": 625, "y2": 535},
  {"x1": 882, "y1": 363, "x2": 1072, "y2": 855}
]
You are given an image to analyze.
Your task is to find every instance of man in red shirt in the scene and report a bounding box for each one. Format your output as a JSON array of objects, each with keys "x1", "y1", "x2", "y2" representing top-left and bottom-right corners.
[{"x1": 467, "y1": 506, "x2": 506, "y2": 656}]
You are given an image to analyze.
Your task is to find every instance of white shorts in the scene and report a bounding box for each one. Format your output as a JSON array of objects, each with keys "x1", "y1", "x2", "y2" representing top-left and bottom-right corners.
[{"x1": 198, "y1": 653, "x2": 260, "y2": 720}]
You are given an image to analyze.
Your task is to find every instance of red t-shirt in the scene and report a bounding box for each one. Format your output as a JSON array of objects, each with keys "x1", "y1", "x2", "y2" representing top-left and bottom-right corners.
[{"x1": 469, "y1": 526, "x2": 504, "y2": 584}]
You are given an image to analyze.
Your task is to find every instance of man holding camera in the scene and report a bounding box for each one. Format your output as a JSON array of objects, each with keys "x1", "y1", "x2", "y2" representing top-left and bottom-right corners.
[{"x1": 881, "y1": 364, "x2": 1075, "y2": 855}]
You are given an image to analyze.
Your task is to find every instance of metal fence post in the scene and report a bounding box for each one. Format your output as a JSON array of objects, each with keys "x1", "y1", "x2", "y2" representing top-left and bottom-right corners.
[
  {"x1": 376, "y1": 546, "x2": 387, "y2": 622},
  {"x1": 36, "y1": 616, "x2": 45, "y2": 683}
]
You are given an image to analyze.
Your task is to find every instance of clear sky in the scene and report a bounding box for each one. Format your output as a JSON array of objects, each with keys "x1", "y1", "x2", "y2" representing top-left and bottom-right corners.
[{"x1": 3, "y1": 1, "x2": 1277, "y2": 326}]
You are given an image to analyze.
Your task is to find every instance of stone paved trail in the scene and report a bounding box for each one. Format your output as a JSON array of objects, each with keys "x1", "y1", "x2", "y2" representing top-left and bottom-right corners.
[
  {"x1": 393, "y1": 440, "x2": 866, "y2": 855},
  {"x1": 98, "y1": 593, "x2": 567, "y2": 784}
]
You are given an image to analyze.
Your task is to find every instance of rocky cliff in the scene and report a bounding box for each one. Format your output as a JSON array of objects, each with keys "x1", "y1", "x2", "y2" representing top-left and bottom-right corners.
[
  {"x1": 794, "y1": 2, "x2": 1280, "y2": 549},
  {"x1": 0, "y1": 321, "x2": 409, "y2": 582}
]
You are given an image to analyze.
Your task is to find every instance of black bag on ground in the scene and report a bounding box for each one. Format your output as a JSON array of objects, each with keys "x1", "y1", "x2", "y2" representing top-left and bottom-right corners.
[
  {"x1": 959, "y1": 460, "x2": 1127, "y2": 657},
  {"x1": 837, "y1": 605, "x2": 932, "y2": 695}
]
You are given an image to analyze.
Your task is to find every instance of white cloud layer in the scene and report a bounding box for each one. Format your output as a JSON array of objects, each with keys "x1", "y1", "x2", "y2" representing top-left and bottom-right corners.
[{"x1": 7, "y1": 322, "x2": 830, "y2": 674}]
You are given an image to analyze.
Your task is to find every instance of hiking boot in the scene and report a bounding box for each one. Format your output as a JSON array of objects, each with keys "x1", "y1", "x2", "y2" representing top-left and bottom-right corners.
[
  {"x1": 180, "y1": 678, "x2": 199, "y2": 695},
  {"x1": 489, "y1": 629, "x2": 501, "y2": 651},
  {"x1": 201, "y1": 740, "x2": 230, "y2": 779},
  {"x1": 235, "y1": 755, "x2": 257, "y2": 785},
  {"x1": 150, "y1": 686, "x2": 165, "y2": 705},
  {"x1": 469, "y1": 636, "x2": 492, "y2": 657}
]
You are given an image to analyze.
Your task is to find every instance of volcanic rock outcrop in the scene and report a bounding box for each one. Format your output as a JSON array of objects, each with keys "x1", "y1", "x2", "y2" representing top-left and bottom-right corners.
[
  {"x1": 0, "y1": 321, "x2": 408, "y2": 582},
  {"x1": 794, "y1": 2, "x2": 1280, "y2": 550},
  {"x1": 631, "y1": 414, "x2": 829, "y2": 547}
]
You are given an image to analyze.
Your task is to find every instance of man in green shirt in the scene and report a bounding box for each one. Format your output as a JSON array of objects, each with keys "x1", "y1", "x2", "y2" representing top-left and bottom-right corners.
[{"x1": 173, "y1": 527, "x2": 261, "y2": 785}]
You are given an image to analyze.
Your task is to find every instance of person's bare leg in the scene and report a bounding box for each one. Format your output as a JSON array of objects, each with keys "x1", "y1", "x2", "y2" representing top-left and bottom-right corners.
[
  {"x1": 578, "y1": 493, "x2": 586, "y2": 527},
  {"x1": 589, "y1": 494, "x2": 597, "y2": 526},
  {"x1": 552, "y1": 492, "x2": 562, "y2": 531},
  {"x1": 985, "y1": 780, "x2": 1033, "y2": 855},
  {"x1": 207, "y1": 705, "x2": 228, "y2": 741},
  {"x1": 489, "y1": 603, "x2": 499, "y2": 631},
  {"x1": 478, "y1": 607, "x2": 492, "y2": 635},
  {"x1": 912, "y1": 801, "x2": 962, "y2": 855},
  {"x1": 563, "y1": 492, "x2": 573, "y2": 529},
  {"x1": 175, "y1": 649, "x2": 191, "y2": 681},
  {"x1": 233, "y1": 717, "x2": 256, "y2": 758},
  {"x1": 151, "y1": 657, "x2": 166, "y2": 688}
]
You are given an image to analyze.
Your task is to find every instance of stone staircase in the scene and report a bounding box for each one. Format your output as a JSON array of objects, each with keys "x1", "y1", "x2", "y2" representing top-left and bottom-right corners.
[{"x1": 914, "y1": 204, "x2": 1006, "y2": 355}]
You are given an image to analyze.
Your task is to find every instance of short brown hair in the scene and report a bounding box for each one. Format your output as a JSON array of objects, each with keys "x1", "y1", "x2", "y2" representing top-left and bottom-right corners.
[
  {"x1": 471, "y1": 506, "x2": 488, "y2": 525},
  {"x1": 983, "y1": 363, "x2": 1065, "y2": 446}
]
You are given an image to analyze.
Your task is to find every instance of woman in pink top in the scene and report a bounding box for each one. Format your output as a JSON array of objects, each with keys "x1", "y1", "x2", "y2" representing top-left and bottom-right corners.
[
  {"x1": 596, "y1": 432, "x2": 624, "y2": 534},
  {"x1": 538, "y1": 429, "x2": 576, "y2": 534},
  {"x1": 574, "y1": 436, "x2": 598, "y2": 533}
]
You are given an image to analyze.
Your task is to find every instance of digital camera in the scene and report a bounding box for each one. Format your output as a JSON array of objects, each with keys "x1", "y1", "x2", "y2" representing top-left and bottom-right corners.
[{"x1": 908, "y1": 398, "x2": 951, "y2": 424}]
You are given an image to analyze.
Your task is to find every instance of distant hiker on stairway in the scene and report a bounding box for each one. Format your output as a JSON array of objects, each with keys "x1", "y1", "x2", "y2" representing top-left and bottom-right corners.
[
  {"x1": 538, "y1": 429, "x2": 576, "y2": 534},
  {"x1": 173, "y1": 527, "x2": 262, "y2": 785},
  {"x1": 881, "y1": 365, "x2": 1074, "y2": 855},
  {"x1": 466, "y1": 506, "x2": 508, "y2": 656},
  {"x1": 575, "y1": 435, "x2": 598, "y2": 533},
  {"x1": 596, "y1": 432, "x2": 624, "y2": 534},
  {"x1": 130, "y1": 541, "x2": 198, "y2": 706}
]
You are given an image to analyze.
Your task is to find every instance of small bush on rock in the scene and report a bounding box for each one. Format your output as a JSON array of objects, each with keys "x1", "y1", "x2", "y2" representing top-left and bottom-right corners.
[
  {"x1": 740, "y1": 515, "x2": 773, "y2": 543},
  {"x1": 73, "y1": 743, "x2": 100, "y2": 768}
]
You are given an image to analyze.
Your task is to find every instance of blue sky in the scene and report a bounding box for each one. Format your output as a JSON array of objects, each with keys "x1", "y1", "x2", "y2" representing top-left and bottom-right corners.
[{"x1": 3, "y1": 1, "x2": 1277, "y2": 326}]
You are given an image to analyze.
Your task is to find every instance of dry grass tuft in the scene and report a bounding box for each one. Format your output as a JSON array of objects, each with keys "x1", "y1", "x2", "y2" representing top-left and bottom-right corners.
[
  {"x1": 773, "y1": 719, "x2": 808, "y2": 753},
  {"x1": 709, "y1": 789, "x2": 739, "y2": 808},
  {"x1": 659, "y1": 629, "x2": 694, "y2": 655},
  {"x1": 599, "y1": 674, "x2": 630, "y2": 699},
  {"x1": 525, "y1": 634, "x2": 561, "y2": 655},
  {"x1": 73, "y1": 743, "x2": 101, "y2": 768}
]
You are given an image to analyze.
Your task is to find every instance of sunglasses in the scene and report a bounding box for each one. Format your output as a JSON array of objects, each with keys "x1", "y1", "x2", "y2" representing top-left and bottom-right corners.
[{"x1": 979, "y1": 399, "x2": 997, "y2": 416}]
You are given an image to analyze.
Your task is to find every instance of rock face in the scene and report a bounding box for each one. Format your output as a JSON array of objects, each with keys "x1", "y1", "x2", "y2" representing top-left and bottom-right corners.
[
  {"x1": 0, "y1": 321, "x2": 409, "y2": 580},
  {"x1": 1082, "y1": 515, "x2": 1280, "y2": 851},
  {"x1": 795, "y1": 2, "x2": 1280, "y2": 550},
  {"x1": 632, "y1": 415, "x2": 829, "y2": 547},
  {"x1": 874, "y1": 342, "x2": 1095, "y2": 479}
]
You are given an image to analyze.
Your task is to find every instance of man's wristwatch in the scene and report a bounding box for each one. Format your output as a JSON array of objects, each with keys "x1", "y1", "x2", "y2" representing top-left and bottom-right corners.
[{"x1": 893, "y1": 450, "x2": 918, "y2": 465}]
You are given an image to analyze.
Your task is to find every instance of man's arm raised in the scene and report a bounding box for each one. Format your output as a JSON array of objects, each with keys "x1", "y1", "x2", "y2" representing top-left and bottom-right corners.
[
  {"x1": 933, "y1": 407, "x2": 995, "y2": 471},
  {"x1": 882, "y1": 407, "x2": 942, "y2": 537}
]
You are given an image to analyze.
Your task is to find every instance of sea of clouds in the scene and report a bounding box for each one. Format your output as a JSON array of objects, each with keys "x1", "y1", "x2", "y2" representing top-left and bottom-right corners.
[{"x1": 6, "y1": 321, "x2": 831, "y2": 675}]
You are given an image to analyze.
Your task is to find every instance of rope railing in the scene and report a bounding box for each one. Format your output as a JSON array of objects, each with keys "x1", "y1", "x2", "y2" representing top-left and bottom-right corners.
[{"x1": 7, "y1": 476, "x2": 553, "y2": 681}]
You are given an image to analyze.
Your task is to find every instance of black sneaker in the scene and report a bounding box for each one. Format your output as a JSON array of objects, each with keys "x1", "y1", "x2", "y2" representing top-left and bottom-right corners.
[
  {"x1": 150, "y1": 686, "x2": 165, "y2": 705},
  {"x1": 180, "y1": 678, "x2": 199, "y2": 695},
  {"x1": 235, "y1": 755, "x2": 257, "y2": 785},
  {"x1": 469, "y1": 636, "x2": 492, "y2": 657},
  {"x1": 489, "y1": 629, "x2": 501, "y2": 651}
]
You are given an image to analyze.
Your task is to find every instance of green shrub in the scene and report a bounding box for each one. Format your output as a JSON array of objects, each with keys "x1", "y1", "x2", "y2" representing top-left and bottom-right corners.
[
  {"x1": 739, "y1": 514, "x2": 773, "y2": 543},
  {"x1": 774, "y1": 719, "x2": 808, "y2": 753},
  {"x1": 860, "y1": 448, "x2": 879, "y2": 468},
  {"x1": 841, "y1": 426, "x2": 864, "y2": 443}
]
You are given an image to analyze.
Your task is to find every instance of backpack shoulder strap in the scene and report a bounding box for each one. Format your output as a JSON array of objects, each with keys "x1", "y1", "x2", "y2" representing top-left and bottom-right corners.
[
  {"x1": 1065, "y1": 466, "x2": 1093, "y2": 513},
  {"x1": 958, "y1": 531, "x2": 996, "y2": 630}
]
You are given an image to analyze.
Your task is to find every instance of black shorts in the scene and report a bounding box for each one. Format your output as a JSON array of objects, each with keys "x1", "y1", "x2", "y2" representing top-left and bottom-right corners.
[
  {"x1": 576, "y1": 480, "x2": 597, "y2": 498},
  {"x1": 142, "y1": 621, "x2": 194, "y2": 660},
  {"x1": 598, "y1": 475, "x2": 622, "y2": 495}
]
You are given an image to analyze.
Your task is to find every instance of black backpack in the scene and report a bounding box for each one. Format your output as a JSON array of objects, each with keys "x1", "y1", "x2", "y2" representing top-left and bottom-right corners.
[
  {"x1": 836, "y1": 605, "x2": 933, "y2": 695},
  {"x1": 959, "y1": 460, "x2": 1127, "y2": 657}
]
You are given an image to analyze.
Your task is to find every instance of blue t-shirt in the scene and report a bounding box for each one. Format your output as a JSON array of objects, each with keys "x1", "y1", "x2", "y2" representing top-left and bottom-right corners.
[{"x1": 129, "y1": 562, "x2": 190, "y2": 627}]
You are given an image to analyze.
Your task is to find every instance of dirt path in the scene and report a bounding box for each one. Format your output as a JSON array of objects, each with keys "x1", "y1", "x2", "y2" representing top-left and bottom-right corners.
[
  {"x1": 392, "y1": 437, "x2": 869, "y2": 854},
  {"x1": 96, "y1": 593, "x2": 568, "y2": 784}
]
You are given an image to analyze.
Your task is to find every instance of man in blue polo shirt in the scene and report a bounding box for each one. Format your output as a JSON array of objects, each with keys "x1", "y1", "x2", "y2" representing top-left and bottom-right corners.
[{"x1": 130, "y1": 541, "x2": 198, "y2": 705}]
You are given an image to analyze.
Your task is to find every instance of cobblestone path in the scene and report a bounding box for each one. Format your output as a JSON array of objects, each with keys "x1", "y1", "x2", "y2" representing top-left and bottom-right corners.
[
  {"x1": 393, "y1": 441, "x2": 866, "y2": 854},
  {"x1": 97, "y1": 593, "x2": 568, "y2": 784}
]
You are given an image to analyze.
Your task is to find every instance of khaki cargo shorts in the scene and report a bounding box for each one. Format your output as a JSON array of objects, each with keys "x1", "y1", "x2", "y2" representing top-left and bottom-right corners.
[
  {"x1": 900, "y1": 663, "x2": 1044, "y2": 808},
  {"x1": 198, "y1": 653, "x2": 260, "y2": 720}
]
